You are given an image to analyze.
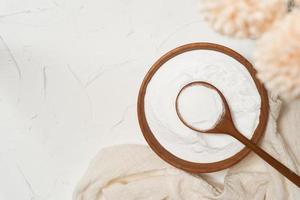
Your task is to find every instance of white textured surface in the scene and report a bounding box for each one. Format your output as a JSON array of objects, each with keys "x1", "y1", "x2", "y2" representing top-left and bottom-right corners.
[{"x1": 0, "y1": 0, "x2": 255, "y2": 199}]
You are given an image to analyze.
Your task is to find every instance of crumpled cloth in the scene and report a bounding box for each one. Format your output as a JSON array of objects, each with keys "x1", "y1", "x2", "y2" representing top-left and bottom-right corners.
[{"x1": 73, "y1": 96, "x2": 300, "y2": 200}]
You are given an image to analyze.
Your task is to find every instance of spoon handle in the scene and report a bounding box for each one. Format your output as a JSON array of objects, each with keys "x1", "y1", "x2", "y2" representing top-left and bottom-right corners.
[{"x1": 232, "y1": 130, "x2": 300, "y2": 188}]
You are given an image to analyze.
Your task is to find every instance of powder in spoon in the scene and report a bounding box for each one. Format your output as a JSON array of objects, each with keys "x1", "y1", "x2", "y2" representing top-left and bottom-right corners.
[{"x1": 176, "y1": 84, "x2": 223, "y2": 131}]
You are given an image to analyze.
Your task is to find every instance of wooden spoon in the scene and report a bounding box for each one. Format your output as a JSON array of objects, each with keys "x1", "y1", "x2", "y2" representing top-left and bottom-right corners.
[{"x1": 175, "y1": 81, "x2": 300, "y2": 188}]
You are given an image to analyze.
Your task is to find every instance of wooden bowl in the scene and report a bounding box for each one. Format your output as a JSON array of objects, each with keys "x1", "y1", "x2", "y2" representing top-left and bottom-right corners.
[{"x1": 137, "y1": 43, "x2": 269, "y2": 173}]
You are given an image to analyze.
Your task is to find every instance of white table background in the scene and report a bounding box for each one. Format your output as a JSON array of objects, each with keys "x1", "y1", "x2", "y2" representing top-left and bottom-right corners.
[{"x1": 0, "y1": 0, "x2": 256, "y2": 199}]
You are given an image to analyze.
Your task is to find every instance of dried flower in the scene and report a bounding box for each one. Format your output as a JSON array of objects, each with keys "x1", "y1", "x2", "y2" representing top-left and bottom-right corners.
[
  {"x1": 254, "y1": 10, "x2": 300, "y2": 100},
  {"x1": 287, "y1": 0, "x2": 300, "y2": 11},
  {"x1": 200, "y1": 0, "x2": 286, "y2": 39}
]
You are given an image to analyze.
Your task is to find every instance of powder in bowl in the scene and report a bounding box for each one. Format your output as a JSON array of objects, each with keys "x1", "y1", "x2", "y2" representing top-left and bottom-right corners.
[{"x1": 144, "y1": 50, "x2": 261, "y2": 163}]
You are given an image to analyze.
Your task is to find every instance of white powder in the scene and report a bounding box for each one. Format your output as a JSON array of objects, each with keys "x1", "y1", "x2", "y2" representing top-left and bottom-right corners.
[
  {"x1": 177, "y1": 84, "x2": 223, "y2": 131},
  {"x1": 144, "y1": 50, "x2": 261, "y2": 163}
]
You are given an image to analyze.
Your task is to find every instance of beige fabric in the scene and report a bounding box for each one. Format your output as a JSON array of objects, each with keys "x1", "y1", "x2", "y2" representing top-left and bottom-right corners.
[{"x1": 73, "y1": 96, "x2": 300, "y2": 200}]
